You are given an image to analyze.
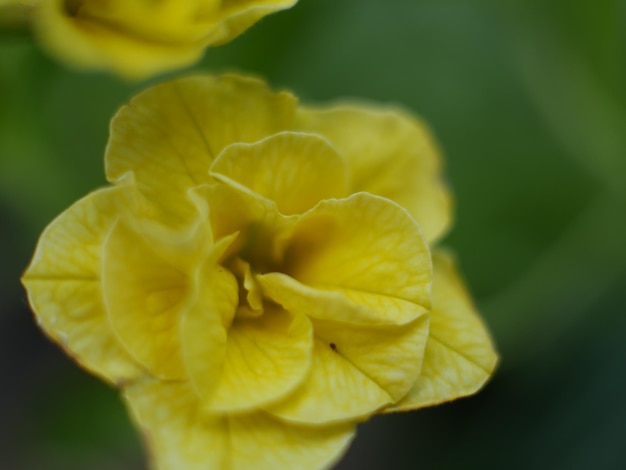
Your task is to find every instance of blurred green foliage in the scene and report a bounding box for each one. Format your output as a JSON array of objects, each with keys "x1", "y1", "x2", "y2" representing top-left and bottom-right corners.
[{"x1": 1, "y1": 0, "x2": 625, "y2": 469}]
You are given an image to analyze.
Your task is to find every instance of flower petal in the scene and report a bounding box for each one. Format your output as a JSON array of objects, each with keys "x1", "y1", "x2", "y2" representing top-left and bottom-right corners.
[
  {"x1": 267, "y1": 314, "x2": 429, "y2": 422},
  {"x1": 312, "y1": 314, "x2": 430, "y2": 403},
  {"x1": 208, "y1": 306, "x2": 313, "y2": 413},
  {"x1": 34, "y1": 0, "x2": 206, "y2": 79},
  {"x1": 296, "y1": 104, "x2": 453, "y2": 242},
  {"x1": 259, "y1": 192, "x2": 432, "y2": 326},
  {"x1": 228, "y1": 410, "x2": 354, "y2": 470},
  {"x1": 211, "y1": 131, "x2": 348, "y2": 215},
  {"x1": 124, "y1": 381, "x2": 227, "y2": 470},
  {"x1": 258, "y1": 272, "x2": 426, "y2": 327},
  {"x1": 22, "y1": 187, "x2": 143, "y2": 385},
  {"x1": 102, "y1": 218, "x2": 192, "y2": 380},
  {"x1": 124, "y1": 380, "x2": 355, "y2": 470},
  {"x1": 266, "y1": 337, "x2": 393, "y2": 425},
  {"x1": 387, "y1": 250, "x2": 498, "y2": 412},
  {"x1": 105, "y1": 74, "x2": 297, "y2": 227},
  {"x1": 212, "y1": 1, "x2": 300, "y2": 47},
  {"x1": 33, "y1": 0, "x2": 298, "y2": 79}
]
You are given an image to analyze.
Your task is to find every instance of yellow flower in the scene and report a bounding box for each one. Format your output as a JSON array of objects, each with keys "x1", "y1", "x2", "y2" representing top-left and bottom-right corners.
[
  {"x1": 22, "y1": 74, "x2": 497, "y2": 470},
  {"x1": 14, "y1": 0, "x2": 297, "y2": 79}
]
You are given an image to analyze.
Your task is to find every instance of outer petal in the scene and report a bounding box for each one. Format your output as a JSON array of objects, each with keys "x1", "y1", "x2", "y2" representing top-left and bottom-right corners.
[
  {"x1": 102, "y1": 219, "x2": 192, "y2": 380},
  {"x1": 208, "y1": 306, "x2": 313, "y2": 413},
  {"x1": 124, "y1": 380, "x2": 355, "y2": 470},
  {"x1": 105, "y1": 74, "x2": 297, "y2": 227},
  {"x1": 387, "y1": 251, "x2": 498, "y2": 412},
  {"x1": 296, "y1": 104, "x2": 453, "y2": 243},
  {"x1": 260, "y1": 192, "x2": 432, "y2": 326},
  {"x1": 210, "y1": 131, "x2": 348, "y2": 215},
  {"x1": 21, "y1": 186, "x2": 143, "y2": 385},
  {"x1": 228, "y1": 411, "x2": 354, "y2": 470},
  {"x1": 124, "y1": 380, "x2": 227, "y2": 470}
]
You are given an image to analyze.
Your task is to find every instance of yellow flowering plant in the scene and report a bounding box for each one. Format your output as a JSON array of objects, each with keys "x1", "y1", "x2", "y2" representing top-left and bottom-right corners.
[
  {"x1": 5, "y1": 0, "x2": 297, "y2": 79},
  {"x1": 22, "y1": 73, "x2": 497, "y2": 470}
]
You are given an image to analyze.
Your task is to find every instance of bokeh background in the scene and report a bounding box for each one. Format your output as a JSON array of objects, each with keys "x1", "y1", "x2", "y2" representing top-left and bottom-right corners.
[{"x1": 1, "y1": 0, "x2": 625, "y2": 468}]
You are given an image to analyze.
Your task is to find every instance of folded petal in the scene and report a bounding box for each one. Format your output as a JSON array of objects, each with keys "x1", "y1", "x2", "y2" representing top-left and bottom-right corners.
[
  {"x1": 181, "y1": 263, "x2": 238, "y2": 407},
  {"x1": 296, "y1": 104, "x2": 453, "y2": 243},
  {"x1": 208, "y1": 306, "x2": 313, "y2": 413},
  {"x1": 102, "y1": 219, "x2": 192, "y2": 380},
  {"x1": 259, "y1": 273, "x2": 426, "y2": 327},
  {"x1": 105, "y1": 74, "x2": 297, "y2": 227},
  {"x1": 266, "y1": 337, "x2": 393, "y2": 425},
  {"x1": 211, "y1": 131, "x2": 348, "y2": 215},
  {"x1": 22, "y1": 186, "x2": 143, "y2": 385},
  {"x1": 124, "y1": 380, "x2": 355, "y2": 470},
  {"x1": 259, "y1": 193, "x2": 431, "y2": 325},
  {"x1": 313, "y1": 314, "x2": 429, "y2": 403},
  {"x1": 387, "y1": 251, "x2": 498, "y2": 412},
  {"x1": 267, "y1": 313, "x2": 429, "y2": 424}
]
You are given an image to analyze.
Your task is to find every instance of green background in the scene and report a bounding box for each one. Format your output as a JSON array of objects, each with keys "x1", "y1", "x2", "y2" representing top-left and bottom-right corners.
[{"x1": 1, "y1": 0, "x2": 625, "y2": 468}]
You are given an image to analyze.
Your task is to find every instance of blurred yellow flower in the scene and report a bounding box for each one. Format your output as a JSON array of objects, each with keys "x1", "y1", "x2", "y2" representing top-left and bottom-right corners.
[
  {"x1": 11, "y1": 0, "x2": 297, "y2": 79},
  {"x1": 22, "y1": 74, "x2": 497, "y2": 470}
]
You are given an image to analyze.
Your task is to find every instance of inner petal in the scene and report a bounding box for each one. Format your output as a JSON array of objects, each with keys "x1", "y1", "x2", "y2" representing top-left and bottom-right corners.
[
  {"x1": 206, "y1": 306, "x2": 313, "y2": 413},
  {"x1": 182, "y1": 263, "x2": 237, "y2": 407},
  {"x1": 210, "y1": 131, "x2": 349, "y2": 215},
  {"x1": 285, "y1": 193, "x2": 431, "y2": 305},
  {"x1": 260, "y1": 192, "x2": 432, "y2": 326}
]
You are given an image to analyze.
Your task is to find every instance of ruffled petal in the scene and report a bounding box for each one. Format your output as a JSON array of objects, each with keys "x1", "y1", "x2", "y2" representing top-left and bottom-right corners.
[
  {"x1": 296, "y1": 103, "x2": 453, "y2": 243},
  {"x1": 105, "y1": 74, "x2": 297, "y2": 227},
  {"x1": 211, "y1": 131, "x2": 348, "y2": 215},
  {"x1": 124, "y1": 380, "x2": 355, "y2": 470},
  {"x1": 259, "y1": 192, "x2": 432, "y2": 325},
  {"x1": 387, "y1": 251, "x2": 498, "y2": 412},
  {"x1": 22, "y1": 186, "x2": 143, "y2": 385},
  {"x1": 266, "y1": 337, "x2": 392, "y2": 425},
  {"x1": 313, "y1": 314, "x2": 429, "y2": 403},
  {"x1": 208, "y1": 306, "x2": 313, "y2": 413},
  {"x1": 258, "y1": 272, "x2": 425, "y2": 327}
]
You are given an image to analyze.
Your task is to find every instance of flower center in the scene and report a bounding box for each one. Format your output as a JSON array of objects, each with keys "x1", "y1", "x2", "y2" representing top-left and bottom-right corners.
[{"x1": 64, "y1": 0, "x2": 84, "y2": 15}]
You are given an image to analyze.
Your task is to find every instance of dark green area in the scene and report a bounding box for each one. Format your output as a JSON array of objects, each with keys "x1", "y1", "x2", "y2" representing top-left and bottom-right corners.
[{"x1": 1, "y1": 0, "x2": 624, "y2": 468}]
